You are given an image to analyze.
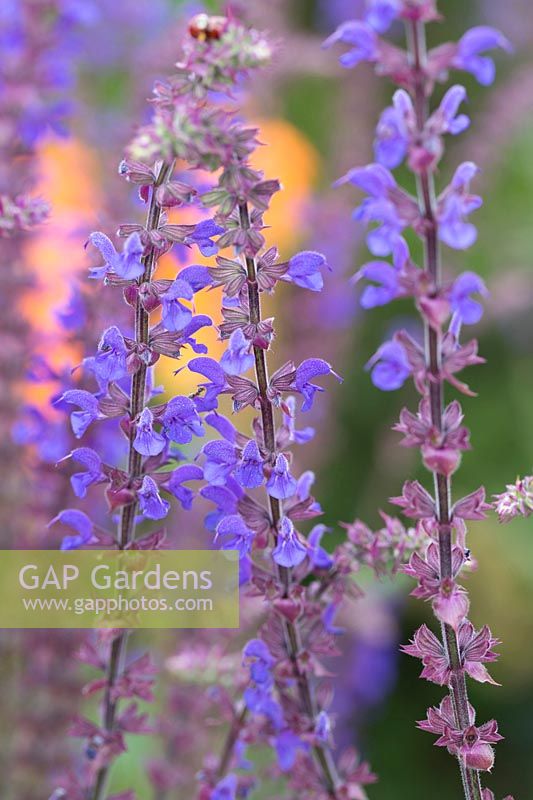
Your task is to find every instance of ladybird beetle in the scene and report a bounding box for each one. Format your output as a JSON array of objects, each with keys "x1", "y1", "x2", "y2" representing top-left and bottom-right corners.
[{"x1": 189, "y1": 13, "x2": 228, "y2": 41}]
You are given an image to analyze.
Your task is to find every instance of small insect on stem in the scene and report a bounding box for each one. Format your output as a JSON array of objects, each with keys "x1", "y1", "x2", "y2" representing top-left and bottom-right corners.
[{"x1": 188, "y1": 14, "x2": 229, "y2": 41}]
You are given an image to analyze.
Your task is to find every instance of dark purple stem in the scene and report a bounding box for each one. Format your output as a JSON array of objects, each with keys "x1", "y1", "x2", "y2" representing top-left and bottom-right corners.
[
  {"x1": 89, "y1": 160, "x2": 174, "y2": 800},
  {"x1": 407, "y1": 20, "x2": 482, "y2": 800}
]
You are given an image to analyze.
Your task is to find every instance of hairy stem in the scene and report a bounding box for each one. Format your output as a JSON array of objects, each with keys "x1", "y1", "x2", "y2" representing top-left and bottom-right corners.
[
  {"x1": 237, "y1": 202, "x2": 341, "y2": 798},
  {"x1": 90, "y1": 160, "x2": 174, "y2": 800},
  {"x1": 408, "y1": 20, "x2": 483, "y2": 800}
]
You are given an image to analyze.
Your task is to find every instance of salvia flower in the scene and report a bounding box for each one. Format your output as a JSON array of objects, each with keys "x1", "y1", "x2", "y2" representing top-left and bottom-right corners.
[
  {"x1": 88, "y1": 231, "x2": 144, "y2": 281},
  {"x1": 282, "y1": 250, "x2": 329, "y2": 292},
  {"x1": 271, "y1": 516, "x2": 308, "y2": 568},
  {"x1": 366, "y1": 340, "x2": 412, "y2": 391},
  {"x1": 266, "y1": 454, "x2": 298, "y2": 500},
  {"x1": 161, "y1": 395, "x2": 204, "y2": 444}
]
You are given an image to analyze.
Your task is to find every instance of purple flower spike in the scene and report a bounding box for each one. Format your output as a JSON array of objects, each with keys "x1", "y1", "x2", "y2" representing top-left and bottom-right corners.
[
  {"x1": 137, "y1": 475, "x2": 170, "y2": 520},
  {"x1": 322, "y1": 20, "x2": 379, "y2": 69},
  {"x1": 49, "y1": 509, "x2": 94, "y2": 551},
  {"x1": 283, "y1": 251, "x2": 329, "y2": 292},
  {"x1": 184, "y1": 218, "x2": 224, "y2": 256},
  {"x1": 211, "y1": 774, "x2": 237, "y2": 800},
  {"x1": 235, "y1": 440, "x2": 264, "y2": 489},
  {"x1": 453, "y1": 27, "x2": 512, "y2": 86},
  {"x1": 88, "y1": 231, "x2": 144, "y2": 281},
  {"x1": 272, "y1": 517, "x2": 307, "y2": 568},
  {"x1": 449, "y1": 272, "x2": 488, "y2": 325},
  {"x1": 161, "y1": 278, "x2": 194, "y2": 332},
  {"x1": 294, "y1": 358, "x2": 342, "y2": 412},
  {"x1": 438, "y1": 162, "x2": 482, "y2": 250},
  {"x1": 266, "y1": 454, "x2": 297, "y2": 500},
  {"x1": 162, "y1": 396, "x2": 204, "y2": 444},
  {"x1": 220, "y1": 328, "x2": 255, "y2": 375},
  {"x1": 60, "y1": 389, "x2": 100, "y2": 438},
  {"x1": 215, "y1": 514, "x2": 255, "y2": 559},
  {"x1": 366, "y1": 340, "x2": 412, "y2": 391},
  {"x1": 133, "y1": 408, "x2": 166, "y2": 457}
]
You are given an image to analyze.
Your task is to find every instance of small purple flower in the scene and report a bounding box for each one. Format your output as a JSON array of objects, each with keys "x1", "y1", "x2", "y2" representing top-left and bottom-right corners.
[
  {"x1": 374, "y1": 102, "x2": 409, "y2": 169},
  {"x1": 449, "y1": 272, "x2": 488, "y2": 325},
  {"x1": 308, "y1": 524, "x2": 334, "y2": 570},
  {"x1": 211, "y1": 774, "x2": 237, "y2": 800},
  {"x1": 452, "y1": 26, "x2": 512, "y2": 86},
  {"x1": 60, "y1": 389, "x2": 100, "y2": 438},
  {"x1": 67, "y1": 447, "x2": 105, "y2": 498},
  {"x1": 161, "y1": 278, "x2": 193, "y2": 332},
  {"x1": 184, "y1": 218, "x2": 224, "y2": 256},
  {"x1": 215, "y1": 514, "x2": 255, "y2": 558},
  {"x1": 433, "y1": 85, "x2": 470, "y2": 136},
  {"x1": 242, "y1": 639, "x2": 275, "y2": 684},
  {"x1": 322, "y1": 20, "x2": 379, "y2": 69},
  {"x1": 294, "y1": 358, "x2": 342, "y2": 412},
  {"x1": 201, "y1": 484, "x2": 240, "y2": 530},
  {"x1": 188, "y1": 357, "x2": 228, "y2": 412},
  {"x1": 220, "y1": 328, "x2": 254, "y2": 375},
  {"x1": 88, "y1": 231, "x2": 144, "y2": 281},
  {"x1": 272, "y1": 517, "x2": 307, "y2": 568},
  {"x1": 315, "y1": 710, "x2": 332, "y2": 743},
  {"x1": 283, "y1": 251, "x2": 329, "y2": 292},
  {"x1": 323, "y1": 602, "x2": 345, "y2": 635},
  {"x1": 162, "y1": 396, "x2": 204, "y2": 444},
  {"x1": 138, "y1": 475, "x2": 170, "y2": 520},
  {"x1": 275, "y1": 729, "x2": 307, "y2": 771},
  {"x1": 56, "y1": 285, "x2": 87, "y2": 331},
  {"x1": 365, "y1": 0, "x2": 400, "y2": 33},
  {"x1": 366, "y1": 340, "x2": 412, "y2": 391},
  {"x1": 93, "y1": 326, "x2": 128, "y2": 386},
  {"x1": 282, "y1": 396, "x2": 315, "y2": 444},
  {"x1": 49, "y1": 509, "x2": 94, "y2": 551},
  {"x1": 203, "y1": 440, "x2": 238, "y2": 486},
  {"x1": 165, "y1": 464, "x2": 203, "y2": 510},
  {"x1": 355, "y1": 260, "x2": 399, "y2": 308},
  {"x1": 437, "y1": 162, "x2": 482, "y2": 250},
  {"x1": 178, "y1": 264, "x2": 214, "y2": 292},
  {"x1": 234, "y1": 440, "x2": 264, "y2": 489},
  {"x1": 336, "y1": 163, "x2": 416, "y2": 256},
  {"x1": 266, "y1": 454, "x2": 297, "y2": 500},
  {"x1": 133, "y1": 407, "x2": 166, "y2": 457}
]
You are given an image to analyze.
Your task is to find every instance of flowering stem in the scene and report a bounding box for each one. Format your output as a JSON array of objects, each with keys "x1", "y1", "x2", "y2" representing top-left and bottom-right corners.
[
  {"x1": 239, "y1": 202, "x2": 341, "y2": 798},
  {"x1": 408, "y1": 20, "x2": 482, "y2": 800},
  {"x1": 90, "y1": 160, "x2": 174, "y2": 800}
]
